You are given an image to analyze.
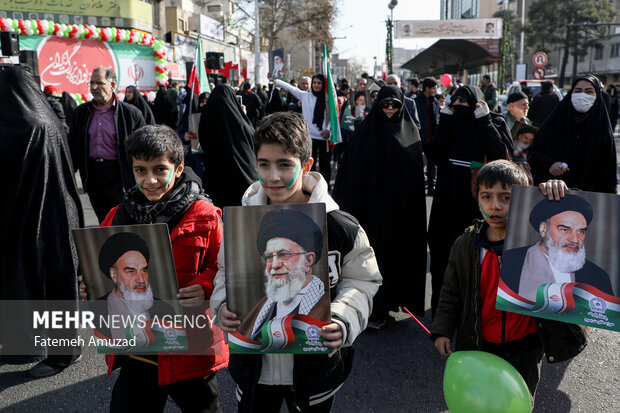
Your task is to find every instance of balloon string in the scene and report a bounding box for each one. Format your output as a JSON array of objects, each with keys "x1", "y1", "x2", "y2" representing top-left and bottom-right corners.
[{"x1": 403, "y1": 307, "x2": 430, "y2": 335}]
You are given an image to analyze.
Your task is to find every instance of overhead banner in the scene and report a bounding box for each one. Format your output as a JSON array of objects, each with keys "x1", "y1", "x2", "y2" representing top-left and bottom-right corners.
[
  {"x1": 21, "y1": 35, "x2": 157, "y2": 94},
  {"x1": 395, "y1": 19, "x2": 502, "y2": 40}
]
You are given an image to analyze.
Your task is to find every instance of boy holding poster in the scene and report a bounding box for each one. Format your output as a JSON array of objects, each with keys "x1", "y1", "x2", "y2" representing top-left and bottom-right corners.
[
  {"x1": 87, "y1": 125, "x2": 228, "y2": 412},
  {"x1": 211, "y1": 111, "x2": 382, "y2": 412},
  {"x1": 431, "y1": 160, "x2": 589, "y2": 400}
]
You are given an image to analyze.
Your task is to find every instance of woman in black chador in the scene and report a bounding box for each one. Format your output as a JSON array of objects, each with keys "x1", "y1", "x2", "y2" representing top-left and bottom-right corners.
[
  {"x1": 528, "y1": 74, "x2": 617, "y2": 194},
  {"x1": 425, "y1": 85, "x2": 508, "y2": 317},
  {"x1": 198, "y1": 84, "x2": 257, "y2": 207},
  {"x1": 333, "y1": 85, "x2": 426, "y2": 326},
  {"x1": 124, "y1": 85, "x2": 155, "y2": 125}
]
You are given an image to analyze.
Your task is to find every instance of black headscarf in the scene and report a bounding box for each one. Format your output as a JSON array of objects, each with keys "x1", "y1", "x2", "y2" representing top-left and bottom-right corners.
[
  {"x1": 59, "y1": 91, "x2": 77, "y2": 123},
  {"x1": 266, "y1": 85, "x2": 286, "y2": 114},
  {"x1": 124, "y1": 85, "x2": 155, "y2": 125},
  {"x1": 311, "y1": 74, "x2": 326, "y2": 130},
  {"x1": 333, "y1": 86, "x2": 427, "y2": 316},
  {"x1": 198, "y1": 85, "x2": 258, "y2": 207},
  {"x1": 152, "y1": 85, "x2": 174, "y2": 127},
  {"x1": 528, "y1": 74, "x2": 617, "y2": 193},
  {"x1": 0, "y1": 66, "x2": 83, "y2": 362},
  {"x1": 424, "y1": 84, "x2": 508, "y2": 314}
]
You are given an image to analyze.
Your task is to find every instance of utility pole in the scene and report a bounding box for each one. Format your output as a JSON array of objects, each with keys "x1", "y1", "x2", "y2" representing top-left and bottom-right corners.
[
  {"x1": 387, "y1": 0, "x2": 397, "y2": 74},
  {"x1": 254, "y1": 0, "x2": 260, "y2": 85}
]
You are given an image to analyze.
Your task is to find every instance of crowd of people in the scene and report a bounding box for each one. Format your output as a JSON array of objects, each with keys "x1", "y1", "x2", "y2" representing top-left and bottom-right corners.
[{"x1": 1, "y1": 61, "x2": 619, "y2": 412}]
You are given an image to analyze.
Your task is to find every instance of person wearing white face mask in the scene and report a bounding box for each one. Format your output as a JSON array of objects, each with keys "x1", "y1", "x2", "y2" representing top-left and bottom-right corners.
[{"x1": 528, "y1": 74, "x2": 617, "y2": 193}]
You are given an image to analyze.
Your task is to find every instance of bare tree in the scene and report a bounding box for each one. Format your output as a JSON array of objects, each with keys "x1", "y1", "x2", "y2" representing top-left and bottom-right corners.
[{"x1": 234, "y1": 0, "x2": 337, "y2": 52}]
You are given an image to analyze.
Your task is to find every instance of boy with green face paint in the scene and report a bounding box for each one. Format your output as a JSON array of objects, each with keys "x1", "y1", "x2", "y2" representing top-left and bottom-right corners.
[
  {"x1": 431, "y1": 160, "x2": 589, "y2": 406},
  {"x1": 93, "y1": 125, "x2": 228, "y2": 412},
  {"x1": 211, "y1": 111, "x2": 382, "y2": 412}
]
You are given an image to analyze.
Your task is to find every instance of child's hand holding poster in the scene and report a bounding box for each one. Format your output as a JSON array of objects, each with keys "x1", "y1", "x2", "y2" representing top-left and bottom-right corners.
[
  {"x1": 73, "y1": 224, "x2": 188, "y2": 353},
  {"x1": 498, "y1": 186, "x2": 619, "y2": 331},
  {"x1": 224, "y1": 203, "x2": 331, "y2": 354}
]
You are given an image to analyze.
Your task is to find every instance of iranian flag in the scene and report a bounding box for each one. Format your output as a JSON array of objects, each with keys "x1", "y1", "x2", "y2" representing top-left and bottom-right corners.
[
  {"x1": 188, "y1": 35, "x2": 210, "y2": 97},
  {"x1": 322, "y1": 44, "x2": 342, "y2": 144}
]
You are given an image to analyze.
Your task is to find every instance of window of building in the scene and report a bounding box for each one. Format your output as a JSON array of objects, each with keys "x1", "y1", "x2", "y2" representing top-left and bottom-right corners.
[
  {"x1": 594, "y1": 44, "x2": 603, "y2": 60},
  {"x1": 150, "y1": 0, "x2": 160, "y2": 28},
  {"x1": 610, "y1": 43, "x2": 620, "y2": 58}
]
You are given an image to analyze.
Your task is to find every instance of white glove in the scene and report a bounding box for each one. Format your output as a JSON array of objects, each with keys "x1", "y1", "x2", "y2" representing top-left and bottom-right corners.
[
  {"x1": 440, "y1": 105, "x2": 454, "y2": 115},
  {"x1": 474, "y1": 102, "x2": 489, "y2": 119}
]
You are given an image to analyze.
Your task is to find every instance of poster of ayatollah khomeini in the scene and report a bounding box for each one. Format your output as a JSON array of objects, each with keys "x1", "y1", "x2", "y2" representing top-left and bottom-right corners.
[
  {"x1": 498, "y1": 186, "x2": 619, "y2": 332},
  {"x1": 223, "y1": 203, "x2": 332, "y2": 354},
  {"x1": 73, "y1": 224, "x2": 188, "y2": 353}
]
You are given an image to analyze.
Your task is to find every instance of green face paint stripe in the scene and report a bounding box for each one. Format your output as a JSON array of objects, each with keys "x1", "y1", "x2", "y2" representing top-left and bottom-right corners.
[
  {"x1": 164, "y1": 167, "x2": 175, "y2": 188},
  {"x1": 479, "y1": 202, "x2": 491, "y2": 219},
  {"x1": 134, "y1": 174, "x2": 144, "y2": 190},
  {"x1": 287, "y1": 163, "x2": 301, "y2": 189},
  {"x1": 258, "y1": 171, "x2": 265, "y2": 184},
  {"x1": 478, "y1": 202, "x2": 509, "y2": 219}
]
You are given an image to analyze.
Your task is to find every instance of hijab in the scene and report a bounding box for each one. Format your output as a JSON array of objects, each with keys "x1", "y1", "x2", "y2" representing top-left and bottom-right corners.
[
  {"x1": 124, "y1": 85, "x2": 155, "y2": 125},
  {"x1": 333, "y1": 85, "x2": 427, "y2": 315},
  {"x1": 528, "y1": 74, "x2": 616, "y2": 192},
  {"x1": 198, "y1": 85, "x2": 257, "y2": 207},
  {"x1": 311, "y1": 74, "x2": 326, "y2": 130}
]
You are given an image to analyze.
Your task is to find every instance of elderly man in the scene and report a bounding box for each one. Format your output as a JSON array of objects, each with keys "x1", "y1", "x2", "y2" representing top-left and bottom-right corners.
[
  {"x1": 70, "y1": 67, "x2": 146, "y2": 223},
  {"x1": 237, "y1": 210, "x2": 329, "y2": 341},
  {"x1": 502, "y1": 91, "x2": 532, "y2": 140},
  {"x1": 386, "y1": 73, "x2": 421, "y2": 129},
  {"x1": 356, "y1": 77, "x2": 367, "y2": 92},
  {"x1": 95, "y1": 232, "x2": 173, "y2": 342},
  {"x1": 502, "y1": 194, "x2": 614, "y2": 303}
]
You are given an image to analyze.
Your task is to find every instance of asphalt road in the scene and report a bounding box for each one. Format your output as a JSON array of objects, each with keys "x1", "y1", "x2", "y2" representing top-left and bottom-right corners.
[{"x1": 2, "y1": 154, "x2": 620, "y2": 412}]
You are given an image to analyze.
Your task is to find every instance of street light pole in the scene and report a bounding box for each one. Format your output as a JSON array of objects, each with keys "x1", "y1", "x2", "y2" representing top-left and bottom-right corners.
[{"x1": 387, "y1": 0, "x2": 397, "y2": 75}]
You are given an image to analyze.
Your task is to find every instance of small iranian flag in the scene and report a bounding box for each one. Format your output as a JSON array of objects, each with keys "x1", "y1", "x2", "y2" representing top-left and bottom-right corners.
[
  {"x1": 188, "y1": 35, "x2": 211, "y2": 97},
  {"x1": 322, "y1": 44, "x2": 342, "y2": 144}
]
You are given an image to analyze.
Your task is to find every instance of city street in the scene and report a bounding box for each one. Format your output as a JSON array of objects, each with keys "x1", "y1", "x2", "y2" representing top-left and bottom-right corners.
[{"x1": 1, "y1": 154, "x2": 620, "y2": 412}]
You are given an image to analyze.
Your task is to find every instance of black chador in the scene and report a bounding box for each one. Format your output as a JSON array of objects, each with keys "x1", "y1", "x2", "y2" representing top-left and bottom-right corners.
[{"x1": 334, "y1": 85, "x2": 427, "y2": 318}]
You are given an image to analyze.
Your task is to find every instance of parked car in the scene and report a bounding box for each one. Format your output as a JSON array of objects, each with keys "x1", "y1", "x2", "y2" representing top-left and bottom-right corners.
[{"x1": 498, "y1": 80, "x2": 563, "y2": 112}]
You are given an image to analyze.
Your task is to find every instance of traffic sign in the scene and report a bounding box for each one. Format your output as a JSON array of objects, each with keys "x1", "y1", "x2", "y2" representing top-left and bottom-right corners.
[
  {"x1": 533, "y1": 52, "x2": 548, "y2": 67},
  {"x1": 533, "y1": 67, "x2": 546, "y2": 79}
]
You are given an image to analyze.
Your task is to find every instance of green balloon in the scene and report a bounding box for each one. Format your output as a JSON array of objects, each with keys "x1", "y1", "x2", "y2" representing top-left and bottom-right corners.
[{"x1": 443, "y1": 351, "x2": 531, "y2": 413}]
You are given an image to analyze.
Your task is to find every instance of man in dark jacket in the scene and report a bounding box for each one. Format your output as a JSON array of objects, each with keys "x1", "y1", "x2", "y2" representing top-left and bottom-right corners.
[
  {"x1": 528, "y1": 81, "x2": 560, "y2": 127},
  {"x1": 70, "y1": 67, "x2": 146, "y2": 223},
  {"x1": 239, "y1": 81, "x2": 264, "y2": 126},
  {"x1": 415, "y1": 77, "x2": 440, "y2": 195}
]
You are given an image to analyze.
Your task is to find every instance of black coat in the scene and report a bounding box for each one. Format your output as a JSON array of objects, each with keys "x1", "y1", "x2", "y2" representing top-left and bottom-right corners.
[
  {"x1": 198, "y1": 85, "x2": 257, "y2": 208},
  {"x1": 528, "y1": 92, "x2": 560, "y2": 128},
  {"x1": 333, "y1": 86, "x2": 427, "y2": 315},
  {"x1": 414, "y1": 93, "x2": 439, "y2": 144},
  {"x1": 425, "y1": 86, "x2": 508, "y2": 288},
  {"x1": 0, "y1": 66, "x2": 83, "y2": 362},
  {"x1": 240, "y1": 90, "x2": 263, "y2": 126},
  {"x1": 70, "y1": 99, "x2": 146, "y2": 192}
]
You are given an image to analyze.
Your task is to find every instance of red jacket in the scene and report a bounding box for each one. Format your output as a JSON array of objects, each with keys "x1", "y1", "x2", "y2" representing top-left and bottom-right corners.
[{"x1": 101, "y1": 200, "x2": 229, "y2": 385}]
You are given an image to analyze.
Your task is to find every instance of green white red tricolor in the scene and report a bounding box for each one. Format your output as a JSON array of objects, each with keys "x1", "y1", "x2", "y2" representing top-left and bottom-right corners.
[{"x1": 322, "y1": 44, "x2": 341, "y2": 144}]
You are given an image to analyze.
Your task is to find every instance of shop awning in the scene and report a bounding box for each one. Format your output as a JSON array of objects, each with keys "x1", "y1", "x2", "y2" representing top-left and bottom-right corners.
[{"x1": 400, "y1": 39, "x2": 493, "y2": 76}]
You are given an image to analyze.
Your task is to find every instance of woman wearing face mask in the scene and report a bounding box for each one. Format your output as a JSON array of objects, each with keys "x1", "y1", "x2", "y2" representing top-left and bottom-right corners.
[
  {"x1": 424, "y1": 85, "x2": 509, "y2": 317},
  {"x1": 333, "y1": 85, "x2": 427, "y2": 327},
  {"x1": 528, "y1": 75, "x2": 617, "y2": 193}
]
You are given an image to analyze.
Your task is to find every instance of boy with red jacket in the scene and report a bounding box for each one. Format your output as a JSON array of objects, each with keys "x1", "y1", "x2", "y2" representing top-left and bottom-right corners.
[{"x1": 98, "y1": 124, "x2": 228, "y2": 412}]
